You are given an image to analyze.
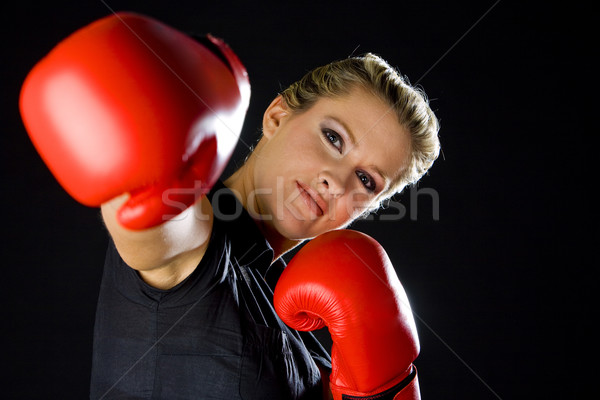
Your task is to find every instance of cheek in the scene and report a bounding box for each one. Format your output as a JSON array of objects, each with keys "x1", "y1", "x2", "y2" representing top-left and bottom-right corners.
[
  {"x1": 347, "y1": 190, "x2": 375, "y2": 212},
  {"x1": 329, "y1": 193, "x2": 373, "y2": 226},
  {"x1": 270, "y1": 128, "x2": 321, "y2": 162},
  {"x1": 288, "y1": 131, "x2": 326, "y2": 165},
  {"x1": 268, "y1": 132, "x2": 326, "y2": 183}
]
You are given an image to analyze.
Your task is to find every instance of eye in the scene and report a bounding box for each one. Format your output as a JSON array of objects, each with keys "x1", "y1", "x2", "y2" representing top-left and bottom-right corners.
[
  {"x1": 322, "y1": 128, "x2": 343, "y2": 153},
  {"x1": 356, "y1": 170, "x2": 377, "y2": 193}
]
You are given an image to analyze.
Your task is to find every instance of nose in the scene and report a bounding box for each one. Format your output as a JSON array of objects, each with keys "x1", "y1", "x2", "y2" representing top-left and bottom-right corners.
[{"x1": 316, "y1": 170, "x2": 346, "y2": 199}]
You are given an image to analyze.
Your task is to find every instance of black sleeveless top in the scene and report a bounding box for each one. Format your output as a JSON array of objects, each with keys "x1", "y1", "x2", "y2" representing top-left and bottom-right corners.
[{"x1": 90, "y1": 182, "x2": 331, "y2": 399}]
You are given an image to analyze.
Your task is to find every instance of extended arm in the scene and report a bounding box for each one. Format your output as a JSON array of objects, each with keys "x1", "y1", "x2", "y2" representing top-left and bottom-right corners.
[{"x1": 19, "y1": 13, "x2": 250, "y2": 286}]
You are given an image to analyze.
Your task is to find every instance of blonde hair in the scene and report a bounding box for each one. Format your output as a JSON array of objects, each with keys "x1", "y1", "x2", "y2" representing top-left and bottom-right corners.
[{"x1": 280, "y1": 53, "x2": 440, "y2": 203}]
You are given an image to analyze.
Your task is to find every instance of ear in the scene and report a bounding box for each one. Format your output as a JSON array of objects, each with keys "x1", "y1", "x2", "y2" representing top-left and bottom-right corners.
[{"x1": 262, "y1": 95, "x2": 289, "y2": 139}]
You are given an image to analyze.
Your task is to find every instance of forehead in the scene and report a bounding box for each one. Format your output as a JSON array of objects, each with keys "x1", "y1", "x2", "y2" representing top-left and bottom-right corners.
[{"x1": 309, "y1": 87, "x2": 411, "y2": 184}]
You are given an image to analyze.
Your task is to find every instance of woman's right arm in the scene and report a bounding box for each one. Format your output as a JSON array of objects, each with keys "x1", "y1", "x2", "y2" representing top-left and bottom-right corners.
[
  {"x1": 19, "y1": 13, "x2": 249, "y2": 288},
  {"x1": 100, "y1": 194, "x2": 214, "y2": 290}
]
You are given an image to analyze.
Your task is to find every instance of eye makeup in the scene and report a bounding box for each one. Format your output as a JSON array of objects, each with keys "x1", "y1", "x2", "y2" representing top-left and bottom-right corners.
[{"x1": 319, "y1": 118, "x2": 379, "y2": 194}]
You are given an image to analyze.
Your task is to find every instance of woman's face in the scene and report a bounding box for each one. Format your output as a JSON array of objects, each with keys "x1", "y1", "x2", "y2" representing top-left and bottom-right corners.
[{"x1": 251, "y1": 86, "x2": 411, "y2": 240}]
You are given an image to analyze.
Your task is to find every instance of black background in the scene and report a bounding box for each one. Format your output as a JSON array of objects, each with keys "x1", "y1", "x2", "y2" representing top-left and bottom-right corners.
[{"x1": 1, "y1": 1, "x2": 591, "y2": 399}]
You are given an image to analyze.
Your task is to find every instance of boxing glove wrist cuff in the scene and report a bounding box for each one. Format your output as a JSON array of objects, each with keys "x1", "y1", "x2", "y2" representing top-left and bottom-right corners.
[{"x1": 332, "y1": 365, "x2": 420, "y2": 400}]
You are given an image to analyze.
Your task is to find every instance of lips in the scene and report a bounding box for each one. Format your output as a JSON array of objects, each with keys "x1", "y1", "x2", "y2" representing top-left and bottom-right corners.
[{"x1": 296, "y1": 181, "x2": 327, "y2": 217}]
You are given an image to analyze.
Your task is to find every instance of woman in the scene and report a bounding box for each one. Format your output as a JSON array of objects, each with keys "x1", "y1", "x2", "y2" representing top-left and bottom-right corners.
[
  {"x1": 94, "y1": 52, "x2": 439, "y2": 399},
  {"x1": 20, "y1": 13, "x2": 440, "y2": 400}
]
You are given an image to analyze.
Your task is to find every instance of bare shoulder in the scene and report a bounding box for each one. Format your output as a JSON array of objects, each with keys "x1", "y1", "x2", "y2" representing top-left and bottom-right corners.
[{"x1": 100, "y1": 194, "x2": 214, "y2": 289}]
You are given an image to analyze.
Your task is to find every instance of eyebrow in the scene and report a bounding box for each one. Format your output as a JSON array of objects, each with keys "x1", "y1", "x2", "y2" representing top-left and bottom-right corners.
[
  {"x1": 325, "y1": 115, "x2": 357, "y2": 146},
  {"x1": 374, "y1": 166, "x2": 389, "y2": 186}
]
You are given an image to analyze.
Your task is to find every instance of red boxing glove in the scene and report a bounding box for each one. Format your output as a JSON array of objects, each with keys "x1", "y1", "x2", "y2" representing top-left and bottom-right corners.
[
  {"x1": 274, "y1": 230, "x2": 421, "y2": 400},
  {"x1": 19, "y1": 12, "x2": 250, "y2": 230}
]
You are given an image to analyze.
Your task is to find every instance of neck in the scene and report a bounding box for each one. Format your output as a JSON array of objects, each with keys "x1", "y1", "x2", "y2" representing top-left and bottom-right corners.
[
  {"x1": 224, "y1": 152, "x2": 302, "y2": 261},
  {"x1": 137, "y1": 242, "x2": 209, "y2": 290}
]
